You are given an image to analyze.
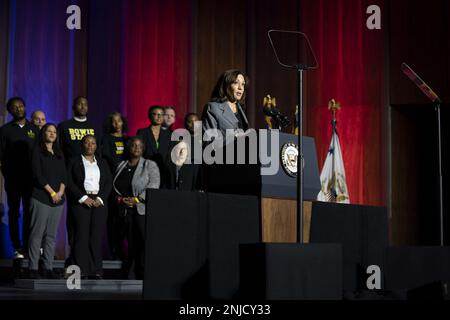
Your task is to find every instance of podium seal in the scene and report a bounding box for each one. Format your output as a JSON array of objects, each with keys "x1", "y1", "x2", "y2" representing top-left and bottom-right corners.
[{"x1": 280, "y1": 142, "x2": 298, "y2": 177}]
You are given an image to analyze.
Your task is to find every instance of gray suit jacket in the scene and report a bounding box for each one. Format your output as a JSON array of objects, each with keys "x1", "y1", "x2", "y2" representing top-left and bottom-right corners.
[
  {"x1": 202, "y1": 101, "x2": 249, "y2": 140},
  {"x1": 113, "y1": 157, "x2": 160, "y2": 215}
]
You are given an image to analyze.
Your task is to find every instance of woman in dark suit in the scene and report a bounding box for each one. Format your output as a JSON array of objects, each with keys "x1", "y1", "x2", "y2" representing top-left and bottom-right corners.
[
  {"x1": 113, "y1": 136, "x2": 160, "y2": 279},
  {"x1": 67, "y1": 134, "x2": 112, "y2": 279},
  {"x1": 136, "y1": 105, "x2": 170, "y2": 187}
]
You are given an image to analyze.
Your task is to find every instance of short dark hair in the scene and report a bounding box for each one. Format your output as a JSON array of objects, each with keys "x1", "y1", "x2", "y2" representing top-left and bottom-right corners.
[
  {"x1": 72, "y1": 96, "x2": 87, "y2": 108},
  {"x1": 39, "y1": 123, "x2": 63, "y2": 158},
  {"x1": 147, "y1": 105, "x2": 164, "y2": 120},
  {"x1": 210, "y1": 69, "x2": 249, "y2": 104},
  {"x1": 6, "y1": 97, "x2": 25, "y2": 113},
  {"x1": 184, "y1": 112, "x2": 198, "y2": 126},
  {"x1": 80, "y1": 134, "x2": 96, "y2": 153},
  {"x1": 126, "y1": 136, "x2": 146, "y2": 155},
  {"x1": 103, "y1": 112, "x2": 129, "y2": 134},
  {"x1": 164, "y1": 106, "x2": 176, "y2": 113}
]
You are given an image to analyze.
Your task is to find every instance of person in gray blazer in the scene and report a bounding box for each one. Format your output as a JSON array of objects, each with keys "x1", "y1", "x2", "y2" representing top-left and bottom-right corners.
[
  {"x1": 112, "y1": 136, "x2": 160, "y2": 279},
  {"x1": 201, "y1": 70, "x2": 260, "y2": 194},
  {"x1": 202, "y1": 69, "x2": 250, "y2": 142}
]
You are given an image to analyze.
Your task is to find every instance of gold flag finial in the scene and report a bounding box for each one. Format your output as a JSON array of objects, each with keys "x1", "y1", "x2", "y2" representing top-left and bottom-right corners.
[
  {"x1": 328, "y1": 99, "x2": 340, "y2": 113},
  {"x1": 263, "y1": 95, "x2": 277, "y2": 129},
  {"x1": 263, "y1": 95, "x2": 277, "y2": 108}
]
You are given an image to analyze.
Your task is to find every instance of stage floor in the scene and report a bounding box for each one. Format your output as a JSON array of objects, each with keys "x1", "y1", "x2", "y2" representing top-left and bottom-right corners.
[{"x1": 0, "y1": 281, "x2": 142, "y2": 300}]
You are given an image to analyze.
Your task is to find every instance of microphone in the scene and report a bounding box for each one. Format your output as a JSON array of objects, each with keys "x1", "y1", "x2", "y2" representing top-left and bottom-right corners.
[
  {"x1": 263, "y1": 105, "x2": 278, "y2": 117},
  {"x1": 263, "y1": 106, "x2": 291, "y2": 128}
]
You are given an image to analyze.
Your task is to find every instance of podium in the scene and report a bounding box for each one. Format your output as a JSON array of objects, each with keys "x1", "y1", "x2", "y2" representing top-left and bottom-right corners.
[
  {"x1": 261, "y1": 132, "x2": 320, "y2": 242},
  {"x1": 202, "y1": 131, "x2": 321, "y2": 242}
]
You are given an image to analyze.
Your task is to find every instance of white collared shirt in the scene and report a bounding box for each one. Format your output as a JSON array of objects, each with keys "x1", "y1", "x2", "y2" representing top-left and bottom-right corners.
[{"x1": 78, "y1": 155, "x2": 103, "y2": 205}]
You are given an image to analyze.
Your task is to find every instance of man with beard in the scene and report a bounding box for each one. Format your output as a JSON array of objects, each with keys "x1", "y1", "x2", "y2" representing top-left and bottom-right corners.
[
  {"x1": 58, "y1": 96, "x2": 96, "y2": 164},
  {"x1": 0, "y1": 97, "x2": 39, "y2": 259}
]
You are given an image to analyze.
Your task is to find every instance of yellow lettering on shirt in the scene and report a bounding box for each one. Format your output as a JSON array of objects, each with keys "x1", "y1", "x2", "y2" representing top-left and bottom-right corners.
[
  {"x1": 115, "y1": 141, "x2": 124, "y2": 155},
  {"x1": 68, "y1": 128, "x2": 95, "y2": 141}
]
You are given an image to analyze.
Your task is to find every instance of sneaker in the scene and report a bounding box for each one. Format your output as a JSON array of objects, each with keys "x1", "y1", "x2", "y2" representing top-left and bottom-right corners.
[{"x1": 13, "y1": 250, "x2": 24, "y2": 259}]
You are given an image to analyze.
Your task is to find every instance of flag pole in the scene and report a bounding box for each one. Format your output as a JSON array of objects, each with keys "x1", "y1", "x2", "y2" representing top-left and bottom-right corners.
[{"x1": 329, "y1": 99, "x2": 340, "y2": 200}]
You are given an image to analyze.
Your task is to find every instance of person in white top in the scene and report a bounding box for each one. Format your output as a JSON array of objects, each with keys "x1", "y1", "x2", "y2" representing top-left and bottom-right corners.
[{"x1": 67, "y1": 135, "x2": 112, "y2": 279}]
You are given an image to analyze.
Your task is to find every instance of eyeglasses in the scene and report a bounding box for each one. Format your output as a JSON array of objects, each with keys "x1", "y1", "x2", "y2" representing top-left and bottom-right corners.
[{"x1": 152, "y1": 113, "x2": 164, "y2": 117}]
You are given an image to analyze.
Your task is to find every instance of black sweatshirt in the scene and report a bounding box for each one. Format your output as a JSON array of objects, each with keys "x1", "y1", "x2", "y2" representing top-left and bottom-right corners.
[{"x1": 0, "y1": 120, "x2": 39, "y2": 183}]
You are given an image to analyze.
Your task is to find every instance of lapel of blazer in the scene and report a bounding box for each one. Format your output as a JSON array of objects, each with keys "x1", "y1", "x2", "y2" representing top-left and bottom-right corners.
[
  {"x1": 131, "y1": 157, "x2": 145, "y2": 196},
  {"x1": 147, "y1": 126, "x2": 158, "y2": 154},
  {"x1": 159, "y1": 129, "x2": 170, "y2": 156},
  {"x1": 96, "y1": 157, "x2": 104, "y2": 191},
  {"x1": 112, "y1": 160, "x2": 127, "y2": 196},
  {"x1": 237, "y1": 103, "x2": 249, "y2": 128},
  {"x1": 77, "y1": 156, "x2": 85, "y2": 184},
  {"x1": 218, "y1": 102, "x2": 239, "y2": 129}
]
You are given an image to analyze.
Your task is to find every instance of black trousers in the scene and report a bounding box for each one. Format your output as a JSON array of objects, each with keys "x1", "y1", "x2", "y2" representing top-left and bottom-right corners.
[
  {"x1": 5, "y1": 181, "x2": 32, "y2": 251},
  {"x1": 120, "y1": 207, "x2": 145, "y2": 279},
  {"x1": 107, "y1": 196, "x2": 125, "y2": 260},
  {"x1": 72, "y1": 203, "x2": 107, "y2": 276}
]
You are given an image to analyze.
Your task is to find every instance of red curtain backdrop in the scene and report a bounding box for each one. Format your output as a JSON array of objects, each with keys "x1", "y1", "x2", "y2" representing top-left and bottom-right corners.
[
  {"x1": 302, "y1": 0, "x2": 385, "y2": 206},
  {"x1": 122, "y1": 0, "x2": 192, "y2": 134}
]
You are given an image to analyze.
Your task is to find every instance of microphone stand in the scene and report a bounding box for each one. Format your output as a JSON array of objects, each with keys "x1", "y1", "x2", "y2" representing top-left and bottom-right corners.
[
  {"x1": 401, "y1": 62, "x2": 444, "y2": 246},
  {"x1": 295, "y1": 64, "x2": 306, "y2": 243},
  {"x1": 266, "y1": 30, "x2": 318, "y2": 244}
]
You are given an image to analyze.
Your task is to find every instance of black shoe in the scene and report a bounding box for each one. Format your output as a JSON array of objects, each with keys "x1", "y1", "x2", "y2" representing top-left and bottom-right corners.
[
  {"x1": 28, "y1": 270, "x2": 40, "y2": 279},
  {"x1": 43, "y1": 269, "x2": 59, "y2": 279}
]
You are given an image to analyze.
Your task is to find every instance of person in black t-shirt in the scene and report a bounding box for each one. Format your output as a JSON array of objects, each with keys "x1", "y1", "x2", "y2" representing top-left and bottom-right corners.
[
  {"x1": 101, "y1": 112, "x2": 128, "y2": 260},
  {"x1": 57, "y1": 96, "x2": 97, "y2": 164},
  {"x1": 0, "y1": 97, "x2": 39, "y2": 260},
  {"x1": 101, "y1": 112, "x2": 128, "y2": 173},
  {"x1": 28, "y1": 123, "x2": 67, "y2": 279}
]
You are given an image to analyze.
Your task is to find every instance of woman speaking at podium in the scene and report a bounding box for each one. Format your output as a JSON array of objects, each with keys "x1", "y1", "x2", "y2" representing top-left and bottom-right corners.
[
  {"x1": 202, "y1": 69, "x2": 249, "y2": 138},
  {"x1": 201, "y1": 70, "x2": 258, "y2": 195}
]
